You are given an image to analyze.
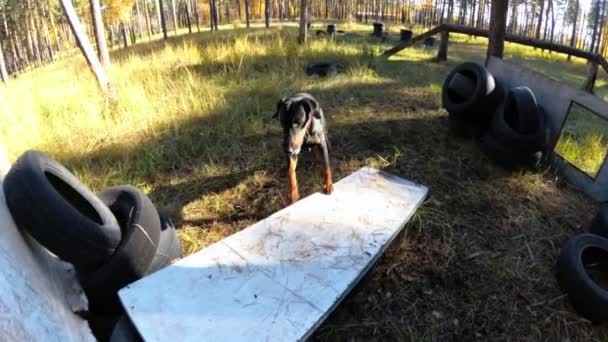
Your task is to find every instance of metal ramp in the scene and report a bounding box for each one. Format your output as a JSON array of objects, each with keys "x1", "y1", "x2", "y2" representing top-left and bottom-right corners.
[{"x1": 119, "y1": 167, "x2": 428, "y2": 341}]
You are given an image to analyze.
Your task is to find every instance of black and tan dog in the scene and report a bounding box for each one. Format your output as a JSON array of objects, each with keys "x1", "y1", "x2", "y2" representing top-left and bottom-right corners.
[{"x1": 273, "y1": 93, "x2": 333, "y2": 203}]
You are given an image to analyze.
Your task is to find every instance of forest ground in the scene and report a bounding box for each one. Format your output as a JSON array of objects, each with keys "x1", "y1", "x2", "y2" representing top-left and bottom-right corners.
[{"x1": 1, "y1": 21, "x2": 607, "y2": 340}]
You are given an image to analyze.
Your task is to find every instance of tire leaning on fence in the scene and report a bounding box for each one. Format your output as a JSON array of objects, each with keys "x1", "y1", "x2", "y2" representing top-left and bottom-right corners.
[
  {"x1": 442, "y1": 62, "x2": 505, "y2": 137},
  {"x1": 489, "y1": 88, "x2": 545, "y2": 154}
]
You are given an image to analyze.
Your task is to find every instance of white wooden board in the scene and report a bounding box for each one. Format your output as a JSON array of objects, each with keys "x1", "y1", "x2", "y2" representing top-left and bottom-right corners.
[
  {"x1": 120, "y1": 167, "x2": 428, "y2": 342},
  {"x1": 0, "y1": 146, "x2": 94, "y2": 342}
]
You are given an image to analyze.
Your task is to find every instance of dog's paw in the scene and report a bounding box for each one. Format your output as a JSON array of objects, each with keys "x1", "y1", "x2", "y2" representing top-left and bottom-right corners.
[{"x1": 323, "y1": 182, "x2": 334, "y2": 195}]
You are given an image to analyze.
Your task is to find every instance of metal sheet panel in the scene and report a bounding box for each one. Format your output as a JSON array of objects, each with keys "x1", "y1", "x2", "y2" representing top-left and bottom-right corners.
[{"x1": 120, "y1": 167, "x2": 428, "y2": 341}]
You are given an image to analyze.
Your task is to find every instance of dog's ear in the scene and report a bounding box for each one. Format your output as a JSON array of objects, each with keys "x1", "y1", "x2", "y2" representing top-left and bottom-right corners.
[
  {"x1": 301, "y1": 98, "x2": 322, "y2": 119},
  {"x1": 312, "y1": 107, "x2": 323, "y2": 119},
  {"x1": 299, "y1": 98, "x2": 317, "y2": 116},
  {"x1": 273, "y1": 97, "x2": 288, "y2": 120}
]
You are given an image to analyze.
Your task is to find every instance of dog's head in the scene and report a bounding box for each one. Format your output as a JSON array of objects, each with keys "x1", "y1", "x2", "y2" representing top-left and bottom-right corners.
[{"x1": 273, "y1": 95, "x2": 321, "y2": 158}]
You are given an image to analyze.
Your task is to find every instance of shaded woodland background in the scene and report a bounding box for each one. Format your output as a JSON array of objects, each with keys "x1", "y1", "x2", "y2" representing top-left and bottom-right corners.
[{"x1": 0, "y1": 0, "x2": 607, "y2": 84}]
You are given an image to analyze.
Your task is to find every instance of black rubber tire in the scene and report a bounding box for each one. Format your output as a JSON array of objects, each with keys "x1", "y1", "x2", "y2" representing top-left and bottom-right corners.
[
  {"x1": 556, "y1": 233, "x2": 608, "y2": 323},
  {"x1": 490, "y1": 100, "x2": 545, "y2": 153},
  {"x1": 424, "y1": 37, "x2": 436, "y2": 46},
  {"x1": 589, "y1": 204, "x2": 608, "y2": 238},
  {"x1": 479, "y1": 132, "x2": 541, "y2": 169},
  {"x1": 315, "y1": 30, "x2": 327, "y2": 36},
  {"x1": 400, "y1": 29, "x2": 413, "y2": 41},
  {"x1": 109, "y1": 316, "x2": 142, "y2": 342},
  {"x1": 147, "y1": 214, "x2": 182, "y2": 274},
  {"x1": 448, "y1": 72, "x2": 477, "y2": 101},
  {"x1": 305, "y1": 62, "x2": 340, "y2": 76},
  {"x1": 504, "y1": 86, "x2": 540, "y2": 134},
  {"x1": 372, "y1": 22, "x2": 385, "y2": 37},
  {"x1": 449, "y1": 79, "x2": 505, "y2": 133},
  {"x1": 442, "y1": 62, "x2": 497, "y2": 118},
  {"x1": 79, "y1": 186, "x2": 161, "y2": 314},
  {"x1": 3, "y1": 150, "x2": 121, "y2": 271}
]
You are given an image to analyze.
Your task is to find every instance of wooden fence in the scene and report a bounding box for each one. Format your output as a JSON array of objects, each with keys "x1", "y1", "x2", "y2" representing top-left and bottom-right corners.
[{"x1": 381, "y1": 24, "x2": 608, "y2": 92}]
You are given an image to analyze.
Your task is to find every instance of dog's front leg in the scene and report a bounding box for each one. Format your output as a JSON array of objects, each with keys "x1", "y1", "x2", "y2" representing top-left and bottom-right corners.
[
  {"x1": 288, "y1": 156, "x2": 300, "y2": 203},
  {"x1": 321, "y1": 142, "x2": 333, "y2": 194}
]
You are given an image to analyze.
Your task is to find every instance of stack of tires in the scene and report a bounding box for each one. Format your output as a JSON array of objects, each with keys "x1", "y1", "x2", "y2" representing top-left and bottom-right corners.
[
  {"x1": 556, "y1": 205, "x2": 608, "y2": 323},
  {"x1": 442, "y1": 62, "x2": 548, "y2": 170},
  {"x1": 2, "y1": 150, "x2": 182, "y2": 340}
]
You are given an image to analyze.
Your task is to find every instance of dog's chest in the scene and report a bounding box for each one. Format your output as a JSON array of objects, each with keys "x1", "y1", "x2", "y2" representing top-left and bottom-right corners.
[{"x1": 305, "y1": 119, "x2": 324, "y2": 145}]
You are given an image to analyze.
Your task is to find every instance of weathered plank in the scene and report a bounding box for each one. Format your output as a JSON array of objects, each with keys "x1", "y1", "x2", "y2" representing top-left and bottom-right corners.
[{"x1": 120, "y1": 167, "x2": 428, "y2": 341}]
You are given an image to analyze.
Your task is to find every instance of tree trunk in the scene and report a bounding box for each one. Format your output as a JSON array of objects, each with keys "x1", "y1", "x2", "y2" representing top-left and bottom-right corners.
[
  {"x1": 59, "y1": 0, "x2": 110, "y2": 93},
  {"x1": 437, "y1": 30, "x2": 449, "y2": 61},
  {"x1": 509, "y1": 0, "x2": 517, "y2": 33},
  {"x1": 596, "y1": 0, "x2": 607, "y2": 53},
  {"x1": 210, "y1": 0, "x2": 219, "y2": 31},
  {"x1": 36, "y1": 0, "x2": 54, "y2": 62},
  {"x1": 245, "y1": 0, "x2": 251, "y2": 27},
  {"x1": 3, "y1": 11, "x2": 17, "y2": 72},
  {"x1": 549, "y1": 0, "x2": 555, "y2": 42},
  {"x1": 45, "y1": 0, "x2": 60, "y2": 53},
  {"x1": 265, "y1": 0, "x2": 272, "y2": 27},
  {"x1": 185, "y1": 1, "x2": 192, "y2": 33},
  {"x1": 584, "y1": 61, "x2": 598, "y2": 92},
  {"x1": 171, "y1": 0, "x2": 178, "y2": 34},
  {"x1": 280, "y1": 0, "x2": 286, "y2": 20},
  {"x1": 134, "y1": 0, "x2": 143, "y2": 39},
  {"x1": 568, "y1": 0, "x2": 579, "y2": 61},
  {"x1": 0, "y1": 36, "x2": 9, "y2": 85},
  {"x1": 130, "y1": 24, "x2": 137, "y2": 44},
  {"x1": 159, "y1": 0, "x2": 169, "y2": 38},
  {"x1": 535, "y1": 0, "x2": 544, "y2": 39},
  {"x1": 121, "y1": 22, "x2": 129, "y2": 48},
  {"x1": 487, "y1": 0, "x2": 508, "y2": 61},
  {"x1": 447, "y1": 0, "x2": 453, "y2": 23},
  {"x1": 156, "y1": 0, "x2": 163, "y2": 34},
  {"x1": 192, "y1": 0, "x2": 200, "y2": 32},
  {"x1": 89, "y1": 0, "x2": 110, "y2": 68},
  {"x1": 27, "y1": 0, "x2": 42, "y2": 66},
  {"x1": 144, "y1": 0, "x2": 153, "y2": 38},
  {"x1": 298, "y1": 0, "x2": 309, "y2": 44},
  {"x1": 543, "y1": 0, "x2": 550, "y2": 40}
]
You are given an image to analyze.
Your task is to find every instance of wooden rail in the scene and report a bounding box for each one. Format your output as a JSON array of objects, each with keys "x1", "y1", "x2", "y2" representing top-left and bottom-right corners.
[{"x1": 381, "y1": 24, "x2": 608, "y2": 92}]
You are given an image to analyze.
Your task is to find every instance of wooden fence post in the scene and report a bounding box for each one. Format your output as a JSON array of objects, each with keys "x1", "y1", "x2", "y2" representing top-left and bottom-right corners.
[
  {"x1": 583, "y1": 61, "x2": 598, "y2": 93},
  {"x1": 437, "y1": 30, "x2": 449, "y2": 61}
]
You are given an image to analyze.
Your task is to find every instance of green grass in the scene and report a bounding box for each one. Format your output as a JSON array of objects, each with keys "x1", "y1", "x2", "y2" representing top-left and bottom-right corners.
[{"x1": 1, "y1": 22, "x2": 606, "y2": 340}]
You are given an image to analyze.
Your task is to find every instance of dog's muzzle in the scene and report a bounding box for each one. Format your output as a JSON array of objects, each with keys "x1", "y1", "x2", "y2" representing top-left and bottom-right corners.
[{"x1": 287, "y1": 148, "x2": 300, "y2": 158}]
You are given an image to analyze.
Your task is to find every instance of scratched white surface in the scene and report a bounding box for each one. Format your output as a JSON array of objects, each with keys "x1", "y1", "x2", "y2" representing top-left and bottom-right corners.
[
  {"x1": 120, "y1": 167, "x2": 428, "y2": 342},
  {"x1": 0, "y1": 146, "x2": 94, "y2": 342}
]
